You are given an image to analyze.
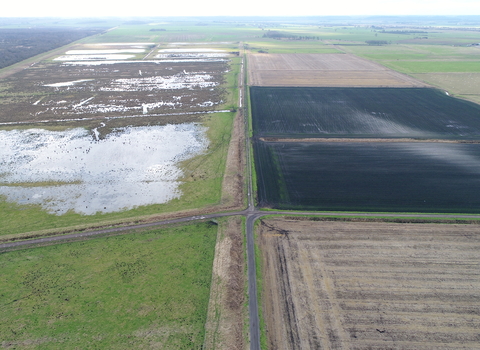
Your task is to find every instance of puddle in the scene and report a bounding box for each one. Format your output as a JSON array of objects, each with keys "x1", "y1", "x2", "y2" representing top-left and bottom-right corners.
[
  {"x1": 55, "y1": 54, "x2": 135, "y2": 61},
  {"x1": 66, "y1": 49, "x2": 146, "y2": 54},
  {"x1": 61, "y1": 59, "x2": 227, "y2": 65},
  {"x1": 168, "y1": 42, "x2": 233, "y2": 45},
  {"x1": 99, "y1": 74, "x2": 217, "y2": 91},
  {"x1": 155, "y1": 53, "x2": 229, "y2": 59},
  {"x1": 158, "y1": 48, "x2": 226, "y2": 53},
  {"x1": 91, "y1": 43, "x2": 154, "y2": 46},
  {"x1": 0, "y1": 124, "x2": 208, "y2": 215},
  {"x1": 44, "y1": 79, "x2": 94, "y2": 87}
]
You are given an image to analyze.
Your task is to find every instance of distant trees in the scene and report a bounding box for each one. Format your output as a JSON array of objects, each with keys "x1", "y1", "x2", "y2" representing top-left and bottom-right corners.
[
  {"x1": 262, "y1": 30, "x2": 320, "y2": 41},
  {"x1": 365, "y1": 40, "x2": 389, "y2": 46}
]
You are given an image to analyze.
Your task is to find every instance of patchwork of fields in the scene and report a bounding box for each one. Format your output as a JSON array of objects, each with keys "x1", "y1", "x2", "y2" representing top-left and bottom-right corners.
[
  {"x1": 251, "y1": 86, "x2": 480, "y2": 212},
  {"x1": 258, "y1": 218, "x2": 480, "y2": 350},
  {"x1": 3, "y1": 21, "x2": 480, "y2": 350},
  {"x1": 250, "y1": 46, "x2": 480, "y2": 350},
  {"x1": 248, "y1": 53, "x2": 426, "y2": 87}
]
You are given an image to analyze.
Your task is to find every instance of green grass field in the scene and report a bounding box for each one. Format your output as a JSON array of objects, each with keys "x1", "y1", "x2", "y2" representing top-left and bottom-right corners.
[
  {"x1": 382, "y1": 60, "x2": 480, "y2": 73},
  {"x1": 0, "y1": 221, "x2": 218, "y2": 349}
]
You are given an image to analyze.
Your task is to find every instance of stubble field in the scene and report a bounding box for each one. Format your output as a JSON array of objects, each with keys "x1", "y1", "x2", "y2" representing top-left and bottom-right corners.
[
  {"x1": 258, "y1": 218, "x2": 480, "y2": 350},
  {"x1": 248, "y1": 54, "x2": 426, "y2": 87}
]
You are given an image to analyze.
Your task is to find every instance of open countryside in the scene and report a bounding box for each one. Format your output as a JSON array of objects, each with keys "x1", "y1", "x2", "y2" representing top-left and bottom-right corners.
[{"x1": 1, "y1": 17, "x2": 480, "y2": 350}]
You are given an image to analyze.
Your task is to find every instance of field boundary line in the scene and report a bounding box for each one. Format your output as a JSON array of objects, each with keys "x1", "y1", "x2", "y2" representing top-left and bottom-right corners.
[{"x1": 260, "y1": 137, "x2": 480, "y2": 144}]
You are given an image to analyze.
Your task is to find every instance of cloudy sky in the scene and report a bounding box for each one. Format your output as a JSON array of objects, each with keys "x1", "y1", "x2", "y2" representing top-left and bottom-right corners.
[{"x1": 2, "y1": 0, "x2": 480, "y2": 17}]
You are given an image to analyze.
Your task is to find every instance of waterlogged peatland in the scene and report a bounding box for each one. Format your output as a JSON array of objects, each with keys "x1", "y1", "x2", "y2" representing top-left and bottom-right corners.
[
  {"x1": 0, "y1": 123, "x2": 208, "y2": 215},
  {"x1": 0, "y1": 42, "x2": 232, "y2": 125}
]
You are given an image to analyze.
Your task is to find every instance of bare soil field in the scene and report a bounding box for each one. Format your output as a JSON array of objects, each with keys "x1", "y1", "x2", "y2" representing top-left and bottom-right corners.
[
  {"x1": 248, "y1": 54, "x2": 427, "y2": 87},
  {"x1": 258, "y1": 218, "x2": 480, "y2": 350}
]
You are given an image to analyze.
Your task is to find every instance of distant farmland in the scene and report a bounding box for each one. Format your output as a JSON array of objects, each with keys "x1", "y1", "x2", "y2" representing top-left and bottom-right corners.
[
  {"x1": 250, "y1": 87, "x2": 480, "y2": 139},
  {"x1": 248, "y1": 54, "x2": 426, "y2": 87}
]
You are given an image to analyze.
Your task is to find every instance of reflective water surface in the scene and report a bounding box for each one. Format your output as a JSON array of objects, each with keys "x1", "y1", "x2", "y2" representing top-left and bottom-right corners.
[{"x1": 0, "y1": 124, "x2": 208, "y2": 215}]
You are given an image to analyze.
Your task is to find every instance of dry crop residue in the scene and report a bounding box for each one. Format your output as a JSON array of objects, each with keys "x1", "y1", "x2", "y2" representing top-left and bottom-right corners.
[
  {"x1": 204, "y1": 217, "x2": 246, "y2": 350},
  {"x1": 258, "y1": 218, "x2": 480, "y2": 350},
  {"x1": 220, "y1": 111, "x2": 245, "y2": 209},
  {"x1": 248, "y1": 54, "x2": 427, "y2": 87}
]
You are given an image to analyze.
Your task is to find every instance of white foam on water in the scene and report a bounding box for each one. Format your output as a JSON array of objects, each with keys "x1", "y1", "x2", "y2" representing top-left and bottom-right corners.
[{"x1": 0, "y1": 124, "x2": 208, "y2": 215}]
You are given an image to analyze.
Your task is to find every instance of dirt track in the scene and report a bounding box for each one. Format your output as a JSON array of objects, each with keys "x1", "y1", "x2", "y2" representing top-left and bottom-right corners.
[
  {"x1": 258, "y1": 218, "x2": 480, "y2": 350},
  {"x1": 248, "y1": 54, "x2": 427, "y2": 87}
]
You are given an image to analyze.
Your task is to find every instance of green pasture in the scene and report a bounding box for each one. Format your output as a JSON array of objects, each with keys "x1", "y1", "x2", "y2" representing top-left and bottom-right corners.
[
  {"x1": 0, "y1": 221, "x2": 217, "y2": 349},
  {"x1": 222, "y1": 57, "x2": 241, "y2": 110},
  {"x1": 89, "y1": 23, "x2": 261, "y2": 44},
  {"x1": 344, "y1": 43, "x2": 480, "y2": 60},
  {"x1": 382, "y1": 60, "x2": 480, "y2": 73},
  {"x1": 0, "y1": 112, "x2": 234, "y2": 237}
]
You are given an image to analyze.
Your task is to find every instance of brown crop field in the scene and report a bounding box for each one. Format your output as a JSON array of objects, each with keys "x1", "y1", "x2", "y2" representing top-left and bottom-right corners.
[
  {"x1": 248, "y1": 53, "x2": 427, "y2": 87},
  {"x1": 258, "y1": 218, "x2": 480, "y2": 350}
]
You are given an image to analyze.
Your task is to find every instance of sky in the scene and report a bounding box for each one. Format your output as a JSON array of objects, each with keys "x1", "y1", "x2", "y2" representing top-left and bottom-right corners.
[{"x1": 1, "y1": 0, "x2": 480, "y2": 17}]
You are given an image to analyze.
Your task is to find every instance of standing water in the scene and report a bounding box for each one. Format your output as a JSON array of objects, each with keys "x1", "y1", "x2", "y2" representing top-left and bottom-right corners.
[{"x1": 0, "y1": 123, "x2": 208, "y2": 215}]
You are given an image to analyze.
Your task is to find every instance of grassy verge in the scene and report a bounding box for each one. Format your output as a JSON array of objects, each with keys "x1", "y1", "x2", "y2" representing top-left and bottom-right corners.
[
  {"x1": 221, "y1": 56, "x2": 241, "y2": 110},
  {"x1": 0, "y1": 221, "x2": 218, "y2": 349},
  {"x1": 244, "y1": 80, "x2": 258, "y2": 205},
  {"x1": 242, "y1": 217, "x2": 250, "y2": 347},
  {"x1": 0, "y1": 112, "x2": 235, "y2": 237},
  {"x1": 254, "y1": 220, "x2": 268, "y2": 350}
]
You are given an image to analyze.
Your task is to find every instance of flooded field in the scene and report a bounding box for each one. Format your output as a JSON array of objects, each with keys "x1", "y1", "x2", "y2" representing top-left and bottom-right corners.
[
  {"x1": 0, "y1": 41, "x2": 235, "y2": 217},
  {"x1": 0, "y1": 124, "x2": 208, "y2": 214},
  {"x1": 0, "y1": 43, "x2": 230, "y2": 125}
]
